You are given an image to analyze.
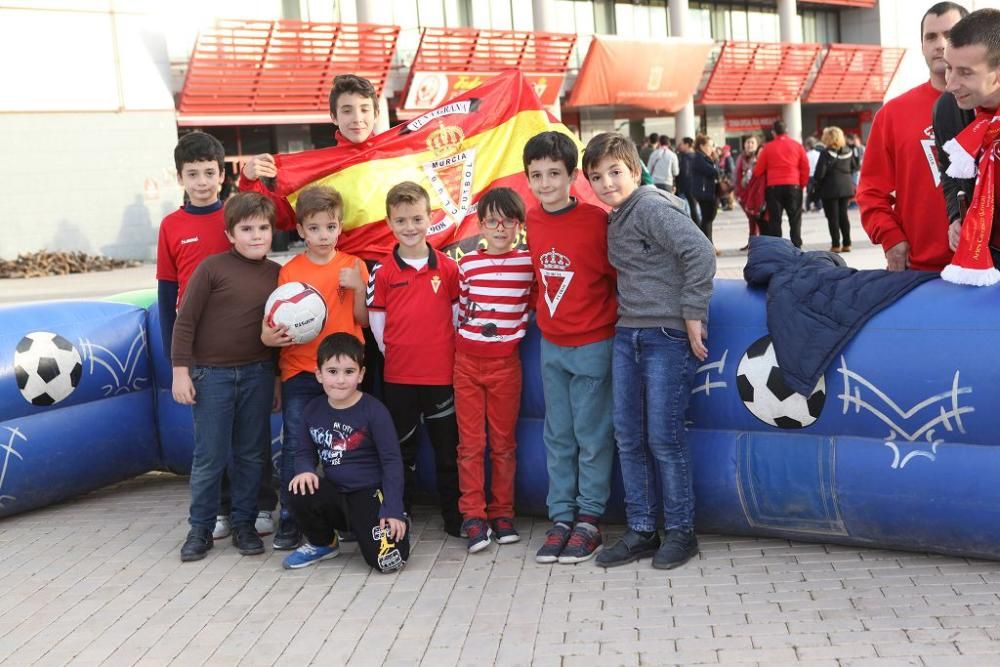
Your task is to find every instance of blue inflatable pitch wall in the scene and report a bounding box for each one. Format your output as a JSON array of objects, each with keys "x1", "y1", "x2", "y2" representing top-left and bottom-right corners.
[{"x1": 3, "y1": 280, "x2": 1000, "y2": 560}]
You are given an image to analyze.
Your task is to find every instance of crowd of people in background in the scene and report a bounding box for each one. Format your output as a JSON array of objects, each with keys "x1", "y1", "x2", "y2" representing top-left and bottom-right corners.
[{"x1": 637, "y1": 120, "x2": 865, "y2": 256}]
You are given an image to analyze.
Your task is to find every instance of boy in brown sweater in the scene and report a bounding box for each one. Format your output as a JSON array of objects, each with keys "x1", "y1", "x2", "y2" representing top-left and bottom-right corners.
[{"x1": 172, "y1": 192, "x2": 282, "y2": 562}]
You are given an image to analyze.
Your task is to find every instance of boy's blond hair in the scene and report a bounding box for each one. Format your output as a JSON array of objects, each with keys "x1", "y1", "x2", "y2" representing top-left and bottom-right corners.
[
  {"x1": 295, "y1": 185, "x2": 343, "y2": 223},
  {"x1": 385, "y1": 181, "x2": 431, "y2": 219},
  {"x1": 582, "y1": 132, "x2": 643, "y2": 179}
]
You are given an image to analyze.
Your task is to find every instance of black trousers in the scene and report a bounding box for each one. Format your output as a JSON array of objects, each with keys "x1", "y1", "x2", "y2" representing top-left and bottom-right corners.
[
  {"x1": 763, "y1": 185, "x2": 804, "y2": 248},
  {"x1": 823, "y1": 196, "x2": 852, "y2": 248},
  {"x1": 382, "y1": 382, "x2": 461, "y2": 529},
  {"x1": 288, "y1": 477, "x2": 409, "y2": 572},
  {"x1": 695, "y1": 197, "x2": 718, "y2": 244}
]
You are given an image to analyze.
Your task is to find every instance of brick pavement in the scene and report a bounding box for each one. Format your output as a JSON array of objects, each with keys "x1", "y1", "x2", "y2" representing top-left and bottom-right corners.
[{"x1": 2, "y1": 473, "x2": 1000, "y2": 666}]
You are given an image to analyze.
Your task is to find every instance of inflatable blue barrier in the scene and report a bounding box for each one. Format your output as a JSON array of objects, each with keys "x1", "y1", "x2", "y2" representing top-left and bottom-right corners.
[
  {"x1": 3, "y1": 279, "x2": 1000, "y2": 560},
  {"x1": 0, "y1": 301, "x2": 158, "y2": 517}
]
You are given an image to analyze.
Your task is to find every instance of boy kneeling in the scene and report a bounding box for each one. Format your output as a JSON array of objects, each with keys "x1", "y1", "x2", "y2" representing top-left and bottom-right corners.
[{"x1": 283, "y1": 333, "x2": 409, "y2": 572}]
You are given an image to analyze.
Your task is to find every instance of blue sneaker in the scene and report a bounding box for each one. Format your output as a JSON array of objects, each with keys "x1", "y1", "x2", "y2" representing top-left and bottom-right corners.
[
  {"x1": 282, "y1": 537, "x2": 340, "y2": 570},
  {"x1": 463, "y1": 518, "x2": 492, "y2": 553}
]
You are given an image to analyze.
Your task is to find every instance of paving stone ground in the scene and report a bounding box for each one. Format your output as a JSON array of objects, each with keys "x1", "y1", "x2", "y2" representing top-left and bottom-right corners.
[
  {"x1": 2, "y1": 473, "x2": 1000, "y2": 666},
  {"x1": 6, "y1": 208, "x2": 998, "y2": 665}
]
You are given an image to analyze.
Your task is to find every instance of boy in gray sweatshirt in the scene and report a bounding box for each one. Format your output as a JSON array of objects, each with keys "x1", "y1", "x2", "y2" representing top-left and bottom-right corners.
[{"x1": 582, "y1": 132, "x2": 716, "y2": 570}]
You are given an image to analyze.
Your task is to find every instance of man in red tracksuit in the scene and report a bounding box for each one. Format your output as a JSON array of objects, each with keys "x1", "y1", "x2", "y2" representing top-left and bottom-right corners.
[
  {"x1": 858, "y1": 2, "x2": 967, "y2": 272},
  {"x1": 753, "y1": 121, "x2": 810, "y2": 247}
]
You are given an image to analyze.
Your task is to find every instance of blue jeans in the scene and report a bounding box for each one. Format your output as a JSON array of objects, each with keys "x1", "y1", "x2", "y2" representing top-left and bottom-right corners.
[
  {"x1": 613, "y1": 327, "x2": 698, "y2": 533},
  {"x1": 540, "y1": 337, "x2": 614, "y2": 523},
  {"x1": 280, "y1": 371, "x2": 325, "y2": 514},
  {"x1": 188, "y1": 361, "x2": 274, "y2": 530}
]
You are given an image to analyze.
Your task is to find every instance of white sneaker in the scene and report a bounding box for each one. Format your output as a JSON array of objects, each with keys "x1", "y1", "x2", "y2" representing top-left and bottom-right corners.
[
  {"x1": 212, "y1": 515, "x2": 231, "y2": 540},
  {"x1": 255, "y1": 510, "x2": 275, "y2": 536}
]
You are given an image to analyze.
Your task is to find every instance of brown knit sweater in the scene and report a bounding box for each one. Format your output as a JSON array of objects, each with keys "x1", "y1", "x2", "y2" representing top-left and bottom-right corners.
[{"x1": 171, "y1": 249, "x2": 280, "y2": 368}]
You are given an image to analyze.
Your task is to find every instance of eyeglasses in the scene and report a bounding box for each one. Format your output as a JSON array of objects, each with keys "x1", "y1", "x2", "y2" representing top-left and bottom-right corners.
[{"x1": 481, "y1": 217, "x2": 519, "y2": 230}]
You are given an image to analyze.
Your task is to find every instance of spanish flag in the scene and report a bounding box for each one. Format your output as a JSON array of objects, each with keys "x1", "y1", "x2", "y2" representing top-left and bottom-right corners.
[{"x1": 249, "y1": 70, "x2": 597, "y2": 260}]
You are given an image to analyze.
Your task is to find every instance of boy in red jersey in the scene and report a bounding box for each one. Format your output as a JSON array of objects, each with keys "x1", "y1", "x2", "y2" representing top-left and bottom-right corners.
[
  {"x1": 261, "y1": 185, "x2": 369, "y2": 550},
  {"x1": 157, "y1": 131, "x2": 278, "y2": 541},
  {"x1": 522, "y1": 131, "x2": 618, "y2": 565},
  {"x1": 455, "y1": 188, "x2": 535, "y2": 553},
  {"x1": 366, "y1": 182, "x2": 463, "y2": 537},
  {"x1": 237, "y1": 74, "x2": 380, "y2": 231}
]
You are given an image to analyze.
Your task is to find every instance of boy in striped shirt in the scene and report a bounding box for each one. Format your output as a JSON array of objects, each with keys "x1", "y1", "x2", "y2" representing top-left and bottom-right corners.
[{"x1": 455, "y1": 188, "x2": 535, "y2": 553}]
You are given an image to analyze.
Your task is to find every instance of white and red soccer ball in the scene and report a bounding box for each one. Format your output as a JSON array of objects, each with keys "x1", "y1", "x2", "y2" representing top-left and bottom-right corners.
[{"x1": 264, "y1": 282, "x2": 328, "y2": 344}]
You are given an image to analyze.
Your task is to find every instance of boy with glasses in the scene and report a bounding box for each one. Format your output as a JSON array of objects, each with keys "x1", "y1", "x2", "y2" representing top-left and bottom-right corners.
[{"x1": 454, "y1": 188, "x2": 535, "y2": 552}]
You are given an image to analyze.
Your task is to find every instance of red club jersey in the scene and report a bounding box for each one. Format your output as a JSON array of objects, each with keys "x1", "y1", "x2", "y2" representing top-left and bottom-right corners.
[
  {"x1": 156, "y1": 205, "x2": 231, "y2": 309},
  {"x1": 367, "y1": 245, "x2": 460, "y2": 385}
]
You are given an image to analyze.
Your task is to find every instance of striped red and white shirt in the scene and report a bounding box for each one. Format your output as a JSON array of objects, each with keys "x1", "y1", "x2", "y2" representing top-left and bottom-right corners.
[{"x1": 457, "y1": 248, "x2": 535, "y2": 357}]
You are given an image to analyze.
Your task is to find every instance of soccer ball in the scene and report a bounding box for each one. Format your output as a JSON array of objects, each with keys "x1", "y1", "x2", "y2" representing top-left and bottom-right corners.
[
  {"x1": 736, "y1": 335, "x2": 825, "y2": 429},
  {"x1": 265, "y1": 282, "x2": 327, "y2": 344},
  {"x1": 14, "y1": 332, "x2": 84, "y2": 406}
]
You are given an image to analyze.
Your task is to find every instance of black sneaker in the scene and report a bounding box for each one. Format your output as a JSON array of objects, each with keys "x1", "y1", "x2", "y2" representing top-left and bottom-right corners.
[
  {"x1": 463, "y1": 518, "x2": 492, "y2": 553},
  {"x1": 180, "y1": 526, "x2": 213, "y2": 562},
  {"x1": 336, "y1": 530, "x2": 357, "y2": 543},
  {"x1": 535, "y1": 522, "x2": 571, "y2": 563},
  {"x1": 232, "y1": 523, "x2": 265, "y2": 556},
  {"x1": 491, "y1": 517, "x2": 520, "y2": 544},
  {"x1": 596, "y1": 529, "x2": 661, "y2": 568},
  {"x1": 558, "y1": 522, "x2": 603, "y2": 564},
  {"x1": 272, "y1": 516, "x2": 301, "y2": 551},
  {"x1": 652, "y1": 529, "x2": 698, "y2": 570},
  {"x1": 443, "y1": 518, "x2": 464, "y2": 539}
]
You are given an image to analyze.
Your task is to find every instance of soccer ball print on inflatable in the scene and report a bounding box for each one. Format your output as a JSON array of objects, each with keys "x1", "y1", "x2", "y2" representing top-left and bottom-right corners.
[
  {"x1": 264, "y1": 282, "x2": 328, "y2": 344},
  {"x1": 13, "y1": 331, "x2": 83, "y2": 406},
  {"x1": 736, "y1": 334, "x2": 825, "y2": 429}
]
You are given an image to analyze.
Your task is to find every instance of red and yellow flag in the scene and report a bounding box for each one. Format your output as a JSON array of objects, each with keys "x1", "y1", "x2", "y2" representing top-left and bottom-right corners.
[{"x1": 269, "y1": 70, "x2": 598, "y2": 260}]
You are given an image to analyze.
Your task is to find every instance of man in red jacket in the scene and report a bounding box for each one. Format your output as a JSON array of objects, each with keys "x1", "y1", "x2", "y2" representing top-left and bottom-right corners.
[
  {"x1": 858, "y1": 2, "x2": 968, "y2": 272},
  {"x1": 753, "y1": 121, "x2": 810, "y2": 247}
]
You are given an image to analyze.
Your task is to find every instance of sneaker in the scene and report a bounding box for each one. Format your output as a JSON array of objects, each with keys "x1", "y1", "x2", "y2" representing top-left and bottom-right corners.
[
  {"x1": 212, "y1": 515, "x2": 231, "y2": 540},
  {"x1": 336, "y1": 530, "x2": 356, "y2": 543},
  {"x1": 255, "y1": 510, "x2": 275, "y2": 536},
  {"x1": 272, "y1": 516, "x2": 301, "y2": 551},
  {"x1": 180, "y1": 526, "x2": 213, "y2": 562},
  {"x1": 463, "y1": 518, "x2": 492, "y2": 553},
  {"x1": 652, "y1": 529, "x2": 699, "y2": 570},
  {"x1": 558, "y1": 522, "x2": 603, "y2": 564},
  {"x1": 535, "y1": 522, "x2": 572, "y2": 564},
  {"x1": 282, "y1": 538, "x2": 340, "y2": 570},
  {"x1": 231, "y1": 523, "x2": 265, "y2": 556},
  {"x1": 596, "y1": 529, "x2": 661, "y2": 568},
  {"x1": 491, "y1": 517, "x2": 520, "y2": 544}
]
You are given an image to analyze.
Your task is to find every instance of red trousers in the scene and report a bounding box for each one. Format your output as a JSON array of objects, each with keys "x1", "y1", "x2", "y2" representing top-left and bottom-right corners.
[{"x1": 454, "y1": 350, "x2": 522, "y2": 520}]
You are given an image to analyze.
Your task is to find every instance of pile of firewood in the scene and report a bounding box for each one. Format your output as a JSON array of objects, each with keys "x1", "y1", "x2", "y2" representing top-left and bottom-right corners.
[{"x1": 0, "y1": 251, "x2": 141, "y2": 279}]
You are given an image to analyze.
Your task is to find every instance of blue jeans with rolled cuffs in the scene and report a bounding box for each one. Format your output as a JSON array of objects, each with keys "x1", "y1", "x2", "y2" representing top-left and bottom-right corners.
[
  {"x1": 188, "y1": 361, "x2": 274, "y2": 531},
  {"x1": 539, "y1": 337, "x2": 614, "y2": 523},
  {"x1": 613, "y1": 327, "x2": 699, "y2": 533}
]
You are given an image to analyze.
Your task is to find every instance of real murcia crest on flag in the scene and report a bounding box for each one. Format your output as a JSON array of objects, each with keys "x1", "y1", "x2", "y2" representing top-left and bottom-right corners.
[
  {"x1": 430, "y1": 275, "x2": 442, "y2": 294},
  {"x1": 423, "y1": 121, "x2": 477, "y2": 235},
  {"x1": 539, "y1": 247, "x2": 573, "y2": 317}
]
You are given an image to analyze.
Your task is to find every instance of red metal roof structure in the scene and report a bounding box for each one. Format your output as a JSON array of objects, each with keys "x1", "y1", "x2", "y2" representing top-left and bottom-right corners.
[
  {"x1": 805, "y1": 44, "x2": 906, "y2": 104},
  {"x1": 398, "y1": 27, "x2": 575, "y2": 113},
  {"x1": 178, "y1": 19, "x2": 399, "y2": 126},
  {"x1": 806, "y1": 0, "x2": 875, "y2": 7},
  {"x1": 699, "y1": 41, "x2": 822, "y2": 105},
  {"x1": 566, "y1": 37, "x2": 714, "y2": 112}
]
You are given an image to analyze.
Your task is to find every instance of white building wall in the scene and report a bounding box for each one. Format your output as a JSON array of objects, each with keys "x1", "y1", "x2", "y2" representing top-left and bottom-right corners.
[{"x1": 0, "y1": 2, "x2": 180, "y2": 260}]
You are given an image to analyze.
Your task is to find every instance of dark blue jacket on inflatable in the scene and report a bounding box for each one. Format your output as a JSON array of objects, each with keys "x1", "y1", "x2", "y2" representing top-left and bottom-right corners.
[{"x1": 743, "y1": 235, "x2": 938, "y2": 396}]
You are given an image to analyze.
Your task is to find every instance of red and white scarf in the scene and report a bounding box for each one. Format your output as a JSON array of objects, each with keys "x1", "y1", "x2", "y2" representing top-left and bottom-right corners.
[{"x1": 941, "y1": 108, "x2": 1000, "y2": 286}]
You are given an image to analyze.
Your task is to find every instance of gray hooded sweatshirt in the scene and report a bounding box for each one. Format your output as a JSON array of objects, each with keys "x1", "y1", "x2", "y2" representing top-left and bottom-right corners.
[{"x1": 607, "y1": 185, "x2": 715, "y2": 331}]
